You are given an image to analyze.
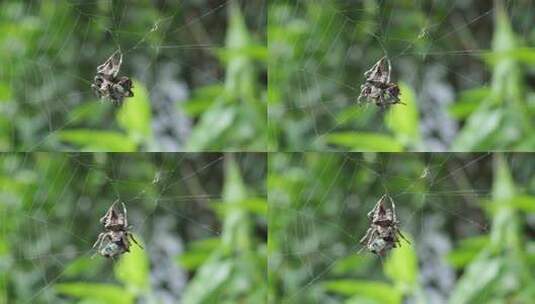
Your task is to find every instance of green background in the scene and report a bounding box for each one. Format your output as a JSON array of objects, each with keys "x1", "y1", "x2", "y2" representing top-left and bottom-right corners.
[
  {"x1": 269, "y1": 0, "x2": 535, "y2": 151},
  {"x1": 268, "y1": 153, "x2": 535, "y2": 303},
  {"x1": 0, "y1": 0, "x2": 267, "y2": 152},
  {"x1": 0, "y1": 153, "x2": 267, "y2": 303}
]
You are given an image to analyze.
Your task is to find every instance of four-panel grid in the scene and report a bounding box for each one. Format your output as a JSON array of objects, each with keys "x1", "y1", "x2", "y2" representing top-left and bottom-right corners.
[{"x1": 1, "y1": 1, "x2": 534, "y2": 303}]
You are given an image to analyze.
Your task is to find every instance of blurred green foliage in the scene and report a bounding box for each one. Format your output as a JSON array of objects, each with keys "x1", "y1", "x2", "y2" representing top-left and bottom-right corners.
[
  {"x1": 0, "y1": 153, "x2": 267, "y2": 303},
  {"x1": 268, "y1": 0, "x2": 535, "y2": 151},
  {"x1": 268, "y1": 153, "x2": 535, "y2": 303},
  {"x1": 0, "y1": 0, "x2": 266, "y2": 151}
]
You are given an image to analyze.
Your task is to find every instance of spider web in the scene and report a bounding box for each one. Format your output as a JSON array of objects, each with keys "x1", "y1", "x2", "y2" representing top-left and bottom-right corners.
[
  {"x1": 0, "y1": 152, "x2": 266, "y2": 303},
  {"x1": 269, "y1": 0, "x2": 534, "y2": 151},
  {"x1": 268, "y1": 152, "x2": 534, "y2": 303},
  {"x1": 0, "y1": 0, "x2": 265, "y2": 151}
]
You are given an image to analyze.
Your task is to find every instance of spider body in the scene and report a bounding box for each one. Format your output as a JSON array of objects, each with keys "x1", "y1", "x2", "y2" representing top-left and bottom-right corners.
[
  {"x1": 91, "y1": 51, "x2": 134, "y2": 105},
  {"x1": 358, "y1": 57, "x2": 403, "y2": 108},
  {"x1": 100, "y1": 240, "x2": 121, "y2": 257},
  {"x1": 359, "y1": 194, "x2": 409, "y2": 256},
  {"x1": 92, "y1": 201, "x2": 142, "y2": 258}
]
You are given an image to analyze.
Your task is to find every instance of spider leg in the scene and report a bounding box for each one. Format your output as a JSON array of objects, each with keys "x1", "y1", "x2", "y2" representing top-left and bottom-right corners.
[
  {"x1": 359, "y1": 228, "x2": 374, "y2": 249},
  {"x1": 391, "y1": 93, "x2": 404, "y2": 106},
  {"x1": 121, "y1": 233, "x2": 131, "y2": 252},
  {"x1": 386, "y1": 58, "x2": 392, "y2": 83},
  {"x1": 379, "y1": 194, "x2": 388, "y2": 206},
  {"x1": 397, "y1": 229, "x2": 411, "y2": 245},
  {"x1": 128, "y1": 232, "x2": 143, "y2": 249},
  {"x1": 359, "y1": 227, "x2": 374, "y2": 245},
  {"x1": 92, "y1": 232, "x2": 106, "y2": 249},
  {"x1": 111, "y1": 199, "x2": 119, "y2": 210},
  {"x1": 366, "y1": 205, "x2": 376, "y2": 220},
  {"x1": 100, "y1": 200, "x2": 119, "y2": 224},
  {"x1": 114, "y1": 52, "x2": 123, "y2": 77},
  {"x1": 121, "y1": 202, "x2": 128, "y2": 228},
  {"x1": 391, "y1": 230, "x2": 400, "y2": 248},
  {"x1": 388, "y1": 196, "x2": 396, "y2": 223},
  {"x1": 358, "y1": 228, "x2": 377, "y2": 254},
  {"x1": 369, "y1": 194, "x2": 387, "y2": 220},
  {"x1": 358, "y1": 84, "x2": 370, "y2": 104},
  {"x1": 367, "y1": 196, "x2": 384, "y2": 220},
  {"x1": 99, "y1": 210, "x2": 109, "y2": 224},
  {"x1": 367, "y1": 229, "x2": 378, "y2": 247}
]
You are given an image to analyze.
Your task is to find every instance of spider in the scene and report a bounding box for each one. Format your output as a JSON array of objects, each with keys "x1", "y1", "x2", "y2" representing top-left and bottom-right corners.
[
  {"x1": 92, "y1": 200, "x2": 142, "y2": 258},
  {"x1": 357, "y1": 56, "x2": 404, "y2": 109},
  {"x1": 359, "y1": 194, "x2": 410, "y2": 256},
  {"x1": 91, "y1": 50, "x2": 134, "y2": 105}
]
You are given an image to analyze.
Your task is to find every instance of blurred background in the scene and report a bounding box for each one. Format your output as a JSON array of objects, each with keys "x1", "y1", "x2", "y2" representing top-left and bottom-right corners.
[
  {"x1": 0, "y1": 153, "x2": 267, "y2": 303},
  {"x1": 268, "y1": 0, "x2": 535, "y2": 151},
  {"x1": 0, "y1": 0, "x2": 267, "y2": 152},
  {"x1": 268, "y1": 153, "x2": 535, "y2": 303}
]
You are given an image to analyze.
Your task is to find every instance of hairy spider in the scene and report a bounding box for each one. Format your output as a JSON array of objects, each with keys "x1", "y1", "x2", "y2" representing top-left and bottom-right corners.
[
  {"x1": 91, "y1": 50, "x2": 134, "y2": 105},
  {"x1": 92, "y1": 200, "x2": 142, "y2": 258},
  {"x1": 357, "y1": 57, "x2": 404, "y2": 109},
  {"x1": 359, "y1": 194, "x2": 410, "y2": 256}
]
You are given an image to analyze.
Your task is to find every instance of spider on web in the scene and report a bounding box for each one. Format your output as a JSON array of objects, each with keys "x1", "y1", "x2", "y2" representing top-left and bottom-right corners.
[
  {"x1": 91, "y1": 50, "x2": 134, "y2": 105},
  {"x1": 92, "y1": 200, "x2": 143, "y2": 258},
  {"x1": 357, "y1": 56, "x2": 405, "y2": 109},
  {"x1": 359, "y1": 194, "x2": 410, "y2": 256}
]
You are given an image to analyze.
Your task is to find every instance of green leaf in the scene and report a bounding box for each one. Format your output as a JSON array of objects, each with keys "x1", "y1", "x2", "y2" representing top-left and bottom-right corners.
[
  {"x1": 449, "y1": 155, "x2": 519, "y2": 303},
  {"x1": 186, "y1": 105, "x2": 236, "y2": 150},
  {"x1": 385, "y1": 83, "x2": 421, "y2": 147},
  {"x1": 384, "y1": 233, "x2": 418, "y2": 291},
  {"x1": 451, "y1": 108, "x2": 503, "y2": 151},
  {"x1": 57, "y1": 129, "x2": 137, "y2": 151},
  {"x1": 332, "y1": 254, "x2": 372, "y2": 275},
  {"x1": 336, "y1": 105, "x2": 376, "y2": 126},
  {"x1": 489, "y1": 155, "x2": 518, "y2": 248},
  {"x1": 482, "y1": 47, "x2": 535, "y2": 65},
  {"x1": 453, "y1": 1, "x2": 531, "y2": 151},
  {"x1": 488, "y1": 195, "x2": 535, "y2": 214},
  {"x1": 117, "y1": 80, "x2": 152, "y2": 144},
  {"x1": 326, "y1": 132, "x2": 404, "y2": 151},
  {"x1": 493, "y1": 155, "x2": 515, "y2": 201},
  {"x1": 0, "y1": 83, "x2": 12, "y2": 101},
  {"x1": 221, "y1": 155, "x2": 251, "y2": 249},
  {"x1": 323, "y1": 280, "x2": 401, "y2": 304},
  {"x1": 55, "y1": 283, "x2": 132, "y2": 304},
  {"x1": 176, "y1": 251, "x2": 212, "y2": 271},
  {"x1": 188, "y1": 237, "x2": 222, "y2": 252},
  {"x1": 176, "y1": 238, "x2": 221, "y2": 270},
  {"x1": 224, "y1": 0, "x2": 253, "y2": 96},
  {"x1": 223, "y1": 155, "x2": 248, "y2": 203},
  {"x1": 67, "y1": 101, "x2": 111, "y2": 125},
  {"x1": 216, "y1": 44, "x2": 268, "y2": 62},
  {"x1": 509, "y1": 195, "x2": 535, "y2": 212},
  {"x1": 63, "y1": 256, "x2": 105, "y2": 278},
  {"x1": 492, "y1": 0, "x2": 517, "y2": 54},
  {"x1": 448, "y1": 87, "x2": 490, "y2": 119},
  {"x1": 182, "y1": 255, "x2": 233, "y2": 304},
  {"x1": 346, "y1": 296, "x2": 382, "y2": 304},
  {"x1": 182, "y1": 155, "x2": 259, "y2": 303},
  {"x1": 446, "y1": 236, "x2": 490, "y2": 268},
  {"x1": 182, "y1": 85, "x2": 224, "y2": 117},
  {"x1": 448, "y1": 256, "x2": 503, "y2": 304},
  {"x1": 114, "y1": 235, "x2": 149, "y2": 295},
  {"x1": 213, "y1": 198, "x2": 268, "y2": 216}
]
